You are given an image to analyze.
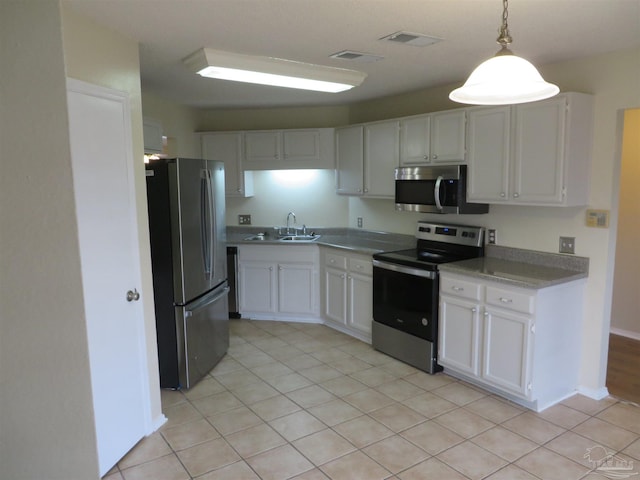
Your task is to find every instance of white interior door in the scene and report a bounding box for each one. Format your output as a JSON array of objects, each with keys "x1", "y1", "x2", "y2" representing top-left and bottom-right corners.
[{"x1": 66, "y1": 78, "x2": 150, "y2": 476}]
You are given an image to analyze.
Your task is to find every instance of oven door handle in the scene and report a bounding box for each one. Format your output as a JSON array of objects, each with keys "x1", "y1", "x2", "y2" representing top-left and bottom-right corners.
[{"x1": 373, "y1": 259, "x2": 437, "y2": 279}]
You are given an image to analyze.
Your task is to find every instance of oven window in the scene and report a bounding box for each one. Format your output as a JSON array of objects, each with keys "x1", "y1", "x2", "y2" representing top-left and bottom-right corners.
[
  {"x1": 373, "y1": 266, "x2": 438, "y2": 341},
  {"x1": 395, "y1": 179, "x2": 459, "y2": 206}
]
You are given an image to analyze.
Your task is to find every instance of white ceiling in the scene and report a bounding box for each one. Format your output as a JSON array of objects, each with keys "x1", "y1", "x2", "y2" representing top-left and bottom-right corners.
[{"x1": 64, "y1": 0, "x2": 640, "y2": 109}]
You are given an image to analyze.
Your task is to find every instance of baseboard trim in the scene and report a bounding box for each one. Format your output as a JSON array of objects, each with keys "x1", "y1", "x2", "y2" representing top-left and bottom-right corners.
[
  {"x1": 577, "y1": 385, "x2": 610, "y2": 400},
  {"x1": 610, "y1": 327, "x2": 640, "y2": 341}
]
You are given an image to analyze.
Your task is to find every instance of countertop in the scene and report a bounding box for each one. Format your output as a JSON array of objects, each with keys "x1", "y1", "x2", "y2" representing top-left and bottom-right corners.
[
  {"x1": 226, "y1": 227, "x2": 415, "y2": 255},
  {"x1": 228, "y1": 228, "x2": 589, "y2": 289},
  {"x1": 440, "y1": 245, "x2": 589, "y2": 289}
]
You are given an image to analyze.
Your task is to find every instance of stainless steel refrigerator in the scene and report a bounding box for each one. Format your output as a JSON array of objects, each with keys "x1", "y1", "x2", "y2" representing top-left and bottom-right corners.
[{"x1": 145, "y1": 158, "x2": 229, "y2": 389}]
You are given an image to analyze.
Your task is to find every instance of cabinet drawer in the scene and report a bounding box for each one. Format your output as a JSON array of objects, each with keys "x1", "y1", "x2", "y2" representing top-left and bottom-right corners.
[
  {"x1": 485, "y1": 285, "x2": 534, "y2": 314},
  {"x1": 349, "y1": 256, "x2": 372, "y2": 276},
  {"x1": 325, "y1": 252, "x2": 348, "y2": 270},
  {"x1": 440, "y1": 275, "x2": 482, "y2": 301}
]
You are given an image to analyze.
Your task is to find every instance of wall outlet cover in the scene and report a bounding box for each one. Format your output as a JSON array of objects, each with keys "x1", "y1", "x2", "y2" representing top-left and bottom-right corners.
[
  {"x1": 357, "y1": 217, "x2": 363, "y2": 228},
  {"x1": 559, "y1": 236, "x2": 576, "y2": 254},
  {"x1": 487, "y1": 229, "x2": 497, "y2": 245},
  {"x1": 238, "y1": 214, "x2": 251, "y2": 225}
]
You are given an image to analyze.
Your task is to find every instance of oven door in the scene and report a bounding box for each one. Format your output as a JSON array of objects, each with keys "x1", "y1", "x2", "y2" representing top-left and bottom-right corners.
[{"x1": 372, "y1": 260, "x2": 438, "y2": 341}]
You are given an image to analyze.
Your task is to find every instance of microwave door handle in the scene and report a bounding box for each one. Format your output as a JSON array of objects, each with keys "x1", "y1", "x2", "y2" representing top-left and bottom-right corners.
[{"x1": 434, "y1": 175, "x2": 444, "y2": 211}]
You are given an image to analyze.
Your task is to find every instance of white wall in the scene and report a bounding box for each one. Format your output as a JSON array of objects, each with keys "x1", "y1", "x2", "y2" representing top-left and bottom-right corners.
[
  {"x1": 0, "y1": 2, "x2": 99, "y2": 478},
  {"x1": 226, "y1": 170, "x2": 349, "y2": 228}
]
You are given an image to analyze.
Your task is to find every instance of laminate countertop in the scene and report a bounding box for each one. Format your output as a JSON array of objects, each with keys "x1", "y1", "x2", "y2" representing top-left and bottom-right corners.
[
  {"x1": 226, "y1": 227, "x2": 415, "y2": 255},
  {"x1": 440, "y1": 245, "x2": 589, "y2": 289}
]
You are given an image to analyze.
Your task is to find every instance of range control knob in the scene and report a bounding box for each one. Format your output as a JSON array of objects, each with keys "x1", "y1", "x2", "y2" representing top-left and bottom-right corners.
[{"x1": 421, "y1": 317, "x2": 428, "y2": 326}]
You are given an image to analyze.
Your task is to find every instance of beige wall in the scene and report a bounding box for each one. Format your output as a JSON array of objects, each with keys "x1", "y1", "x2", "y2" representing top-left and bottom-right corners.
[
  {"x1": 611, "y1": 109, "x2": 640, "y2": 336},
  {"x1": 0, "y1": 2, "x2": 99, "y2": 478},
  {"x1": 61, "y1": 1, "x2": 164, "y2": 437},
  {"x1": 142, "y1": 92, "x2": 201, "y2": 157}
]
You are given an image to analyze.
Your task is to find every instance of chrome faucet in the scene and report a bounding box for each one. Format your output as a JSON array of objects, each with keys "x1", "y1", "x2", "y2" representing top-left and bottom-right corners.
[{"x1": 286, "y1": 212, "x2": 296, "y2": 234}]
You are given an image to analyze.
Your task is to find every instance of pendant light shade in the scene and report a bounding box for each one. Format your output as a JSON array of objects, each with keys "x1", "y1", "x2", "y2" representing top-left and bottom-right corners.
[
  {"x1": 449, "y1": 53, "x2": 559, "y2": 105},
  {"x1": 449, "y1": 0, "x2": 559, "y2": 105}
]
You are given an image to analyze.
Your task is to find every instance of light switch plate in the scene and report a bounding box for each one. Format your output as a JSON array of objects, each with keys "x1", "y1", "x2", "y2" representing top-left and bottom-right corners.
[{"x1": 238, "y1": 214, "x2": 251, "y2": 225}]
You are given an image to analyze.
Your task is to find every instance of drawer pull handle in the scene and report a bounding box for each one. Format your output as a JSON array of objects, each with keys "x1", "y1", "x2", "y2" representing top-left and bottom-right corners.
[
  {"x1": 499, "y1": 297, "x2": 513, "y2": 303},
  {"x1": 452, "y1": 286, "x2": 464, "y2": 292}
]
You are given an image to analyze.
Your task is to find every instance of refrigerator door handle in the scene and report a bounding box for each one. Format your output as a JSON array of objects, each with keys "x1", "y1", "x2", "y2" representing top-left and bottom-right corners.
[
  {"x1": 184, "y1": 285, "x2": 230, "y2": 316},
  {"x1": 200, "y1": 170, "x2": 211, "y2": 277},
  {"x1": 206, "y1": 168, "x2": 216, "y2": 285}
]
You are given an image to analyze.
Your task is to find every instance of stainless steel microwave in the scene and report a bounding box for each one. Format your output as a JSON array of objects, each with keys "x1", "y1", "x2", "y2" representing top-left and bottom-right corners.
[{"x1": 395, "y1": 165, "x2": 489, "y2": 214}]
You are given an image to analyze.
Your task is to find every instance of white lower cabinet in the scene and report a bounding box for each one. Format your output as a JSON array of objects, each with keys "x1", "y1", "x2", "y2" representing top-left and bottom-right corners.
[
  {"x1": 439, "y1": 271, "x2": 584, "y2": 411},
  {"x1": 321, "y1": 247, "x2": 373, "y2": 341},
  {"x1": 238, "y1": 245, "x2": 318, "y2": 320}
]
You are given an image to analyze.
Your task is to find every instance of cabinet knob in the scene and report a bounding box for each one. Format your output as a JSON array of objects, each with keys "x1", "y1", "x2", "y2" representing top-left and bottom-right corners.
[
  {"x1": 433, "y1": 154, "x2": 438, "y2": 160},
  {"x1": 500, "y1": 192, "x2": 506, "y2": 197},
  {"x1": 471, "y1": 308, "x2": 477, "y2": 313},
  {"x1": 363, "y1": 188, "x2": 368, "y2": 193},
  {"x1": 269, "y1": 266, "x2": 273, "y2": 271},
  {"x1": 513, "y1": 193, "x2": 520, "y2": 198},
  {"x1": 341, "y1": 274, "x2": 346, "y2": 279},
  {"x1": 424, "y1": 155, "x2": 429, "y2": 160},
  {"x1": 484, "y1": 311, "x2": 489, "y2": 316}
]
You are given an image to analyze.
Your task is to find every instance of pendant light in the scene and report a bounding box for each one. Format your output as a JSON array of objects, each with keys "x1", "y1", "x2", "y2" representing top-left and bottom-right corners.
[{"x1": 449, "y1": 0, "x2": 559, "y2": 105}]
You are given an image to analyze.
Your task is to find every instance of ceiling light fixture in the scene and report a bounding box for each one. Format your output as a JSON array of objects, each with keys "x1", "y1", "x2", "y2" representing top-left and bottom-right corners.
[
  {"x1": 183, "y1": 48, "x2": 367, "y2": 93},
  {"x1": 449, "y1": 0, "x2": 559, "y2": 105}
]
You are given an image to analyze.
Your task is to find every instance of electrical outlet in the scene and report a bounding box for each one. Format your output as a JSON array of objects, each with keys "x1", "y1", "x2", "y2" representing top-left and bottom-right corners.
[
  {"x1": 559, "y1": 236, "x2": 575, "y2": 254},
  {"x1": 238, "y1": 214, "x2": 251, "y2": 225},
  {"x1": 357, "y1": 217, "x2": 363, "y2": 228},
  {"x1": 487, "y1": 229, "x2": 497, "y2": 245}
]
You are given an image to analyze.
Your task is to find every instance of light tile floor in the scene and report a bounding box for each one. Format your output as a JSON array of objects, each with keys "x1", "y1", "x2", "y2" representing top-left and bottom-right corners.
[{"x1": 104, "y1": 320, "x2": 640, "y2": 480}]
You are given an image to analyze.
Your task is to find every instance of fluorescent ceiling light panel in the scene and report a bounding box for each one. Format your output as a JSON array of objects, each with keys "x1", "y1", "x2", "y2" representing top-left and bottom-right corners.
[{"x1": 184, "y1": 48, "x2": 367, "y2": 93}]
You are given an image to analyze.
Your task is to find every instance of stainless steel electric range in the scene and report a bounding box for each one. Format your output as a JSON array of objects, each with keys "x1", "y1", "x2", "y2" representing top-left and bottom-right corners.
[{"x1": 372, "y1": 221, "x2": 485, "y2": 373}]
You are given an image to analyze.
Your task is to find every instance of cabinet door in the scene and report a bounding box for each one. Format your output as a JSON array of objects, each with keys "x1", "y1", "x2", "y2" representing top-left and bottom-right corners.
[
  {"x1": 400, "y1": 115, "x2": 431, "y2": 165},
  {"x1": 325, "y1": 267, "x2": 347, "y2": 324},
  {"x1": 143, "y1": 117, "x2": 163, "y2": 154},
  {"x1": 239, "y1": 262, "x2": 277, "y2": 313},
  {"x1": 512, "y1": 97, "x2": 566, "y2": 204},
  {"x1": 438, "y1": 295, "x2": 480, "y2": 376},
  {"x1": 466, "y1": 107, "x2": 511, "y2": 202},
  {"x1": 202, "y1": 132, "x2": 253, "y2": 197},
  {"x1": 244, "y1": 131, "x2": 281, "y2": 163},
  {"x1": 278, "y1": 262, "x2": 315, "y2": 315},
  {"x1": 430, "y1": 110, "x2": 466, "y2": 163},
  {"x1": 482, "y1": 309, "x2": 533, "y2": 397},
  {"x1": 282, "y1": 130, "x2": 320, "y2": 164},
  {"x1": 336, "y1": 125, "x2": 364, "y2": 195},
  {"x1": 348, "y1": 272, "x2": 373, "y2": 335},
  {"x1": 364, "y1": 120, "x2": 399, "y2": 197}
]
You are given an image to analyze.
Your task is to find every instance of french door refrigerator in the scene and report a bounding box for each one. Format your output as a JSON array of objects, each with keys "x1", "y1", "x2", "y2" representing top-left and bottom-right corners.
[{"x1": 145, "y1": 158, "x2": 229, "y2": 389}]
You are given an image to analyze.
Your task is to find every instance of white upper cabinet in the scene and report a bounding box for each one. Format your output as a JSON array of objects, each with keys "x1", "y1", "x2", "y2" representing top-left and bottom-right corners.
[
  {"x1": 430, "y1": 110, "x2": 467, "y2": 163},
  {"x1": 466, "y1": 106, "x2": 511, "y2": 203},
  {"x1": 201, "y1": 132, "x2": 254, "y2": 197},
  {"x1": 467, "y1": 93, "x2": 594, "y2": 206},
  {"x1": 364, "y1": 120, "x2": 399, "y2": 198},
  {"x1": 336, "y1": 121, "x2": 399, "y2": 198},
  {"x1": 143, "y1": 117, "x2": 163, "y2": 154},
  {"x1": 400, "y1": 110, "x2": 466, "y2": 166},
  {"x1": 335, "y1": 125, "x2": 364, "y2": 195},
  {"x1": 243, "y1": 128, "x2": 334, "y2": 170},
  {"x1": 400, "y1": 115, "x2": 430, "y2": 165}
]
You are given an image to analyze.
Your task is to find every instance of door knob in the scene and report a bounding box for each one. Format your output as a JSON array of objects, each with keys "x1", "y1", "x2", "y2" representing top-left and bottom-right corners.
[{"x1": 126, "y1": 289, "x2": 140, "y2": 302}]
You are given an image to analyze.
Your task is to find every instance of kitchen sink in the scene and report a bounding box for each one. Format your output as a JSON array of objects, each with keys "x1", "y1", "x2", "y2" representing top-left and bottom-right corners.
[
  {"x1": 278, "y1": 235, "x2": 321, "y2": 242},
  {"x1": 244, "y1": 234, "x2": 267, "y2": 241}
]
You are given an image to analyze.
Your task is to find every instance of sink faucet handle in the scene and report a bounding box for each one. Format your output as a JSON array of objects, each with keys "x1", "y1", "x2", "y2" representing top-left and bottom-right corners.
[{"x1": 302, "y1": 224, "x2": 307, "y2": 235}]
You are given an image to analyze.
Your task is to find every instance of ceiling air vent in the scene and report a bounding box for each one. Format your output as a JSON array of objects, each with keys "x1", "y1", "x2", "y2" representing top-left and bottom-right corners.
[
  {"x1": 380, "y1": 31, "x2": 443, "y2": 47},
  {"x1": 329, "y1": 51, "x2": 384, "y2": 63}
]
